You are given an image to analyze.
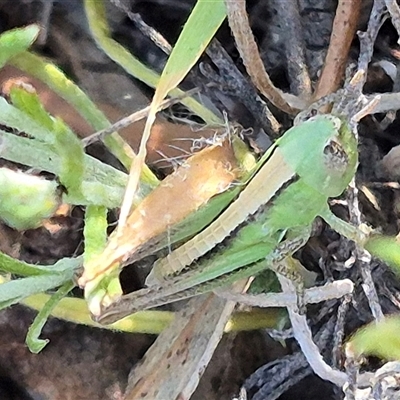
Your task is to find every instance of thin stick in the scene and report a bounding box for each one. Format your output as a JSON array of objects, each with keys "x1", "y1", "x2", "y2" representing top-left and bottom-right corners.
[
  {"x1": 277, "y1": 274, "x2": 348, "y2": 387},
  {"x1": 215, "y1": 279, "x2": 354, "y2": 308},
  {"x1": 37, "y1": 0, "x2": 54, "y2": 46},
  {"x1": 346, "y1": 180, "x2": 384, "y2": 322},
  {"x1": 332, "y1": 294, "x2": 351, "y2": 369},
  {"x1": 82, "y1": 86, "x2": 204, "y2": 147},
  {"x1": 110, "y1": 0, "x2": 172, "y2": 54},
  {"x1": 359, "y1": 255, "x2": 385, "y2": 322},
  {"x1": 365, "y1": 92, "x2": 400, "y2": 113}
]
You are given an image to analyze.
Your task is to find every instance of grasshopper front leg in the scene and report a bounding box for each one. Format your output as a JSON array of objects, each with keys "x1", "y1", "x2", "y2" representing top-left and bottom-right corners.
[{"x1": 321, "y1": 209, "x2": 371, "y2": 247}]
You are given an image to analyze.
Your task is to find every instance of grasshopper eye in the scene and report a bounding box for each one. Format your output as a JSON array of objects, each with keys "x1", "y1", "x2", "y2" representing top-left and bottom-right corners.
[{"x1": 323, "y1": 140, "x2": 349, "y2": 173}]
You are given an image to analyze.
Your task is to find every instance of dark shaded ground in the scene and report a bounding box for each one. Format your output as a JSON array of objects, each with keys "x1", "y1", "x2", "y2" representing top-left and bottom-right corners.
[{"x1": 1, "y1": 0, "x2": 400, "y2": 399}]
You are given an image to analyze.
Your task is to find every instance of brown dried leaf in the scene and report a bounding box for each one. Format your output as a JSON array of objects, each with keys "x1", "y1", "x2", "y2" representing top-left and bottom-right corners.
[{"x1": 124, "y1": 282, "x2": 248, "y2": 400}]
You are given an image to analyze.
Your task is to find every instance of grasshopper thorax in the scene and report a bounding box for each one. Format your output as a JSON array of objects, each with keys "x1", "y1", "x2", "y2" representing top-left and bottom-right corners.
[{"x1": 277, "y1": 114, "x2": 358, "y2": 198}]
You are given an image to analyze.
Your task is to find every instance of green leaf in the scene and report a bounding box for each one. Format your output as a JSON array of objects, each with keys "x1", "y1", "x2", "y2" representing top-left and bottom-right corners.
[
  {"x1": 0, "y1": 25, "x2": 39, "y2": 68},
  {"x1": 0, "y1": 255, "x2": 79, "y2": 311},
  {"x1": 9, "y1": 51, "x2": 159, "y2": 188},
  {"x1": 0, "y1": 253, "x2": 82, "y2": 309},
  {"x1": 26, "y1": 280, "x2": 75, "y2": 353},
  {"x1": 0, "y1": 273, "x2": 74, "y2": 310},
  {"x1": 0, "y1": 253, "x2": 82, "y2": 277},
  {"x1": 0, "y1": 129, "x2": 128, "y2": 208},
  {"x1": 53, "y1": 118, "x2": 85, "y2": 198},
  {"x1": 0, "y1": 128, "x2": 126, "y2": 186},
  {"x1": 9, "y1": 82, "x2": 54, "y2": 131},
  {"x1": 154, "y1": 0, "x2": 226, "y2": 104},
  {"x1": 0, "y1": 97, "x2": 55, "y2": 144},
  {"x1": 4, "y1": 85, "x2": 86, "y2": 200},
  {"x1": 84, "y1": 205, "x2": 108, "y2": 263},
  {"x1": 350, "y1": 316, "x2": 400, "y2": 360},
  {"x1": 365, "y1": 236, "x2": 400, "y2": 273},
  {"x1": 0, "y1": 168, "x2": 60, "y2": 230}
]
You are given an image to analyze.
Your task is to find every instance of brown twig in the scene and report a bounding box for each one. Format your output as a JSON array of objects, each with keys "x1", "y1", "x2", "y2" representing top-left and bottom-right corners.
[
  {"x1": 82, "y1": 86, "x2": 204, "y2": 147},
  {"x1": 332, "y1": 294, "x2": 351, "y2": 370},
  {"x1": 110, "y1": 0, "x2": 172, "y2": 54},
  {"x1": 314, "y1": 0, "x2": 362, "y2": 101},
  {"x1": 224, "y1": 0, "x2": 299, "y2": 115}
]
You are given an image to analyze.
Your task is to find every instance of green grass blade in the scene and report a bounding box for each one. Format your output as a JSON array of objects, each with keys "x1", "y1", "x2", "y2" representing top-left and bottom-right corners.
[
  {"x1": 10, "y1": 53, "x2": 107, "y2": 131},
  {"x1": 26, "y1": 280, "x2": 75, "y2": 353},
  {"x1": 0, "y1": 25, "x2": 39, "y2": 68},
  {"x1": 21, "y1": 288, "x2": 175, "y2": 334},
  {"x1": 84, "y1": 0, "x2": 221, "y2": 125},
  {"x1": 153, "y1": 0, "x2": 226, "y2": 104},
  {"x1": 9, "y1": 83, "x2": 54, "y2": 131},
  {"x1": 84, "y1": 205, "x2": 108, "y2": 263},
  {"x1": 83, "y1": 205, "x2": 123, "y2": 316},
  {"x1": 19, "y1": 285, "x2": 280, "y2": 335}
]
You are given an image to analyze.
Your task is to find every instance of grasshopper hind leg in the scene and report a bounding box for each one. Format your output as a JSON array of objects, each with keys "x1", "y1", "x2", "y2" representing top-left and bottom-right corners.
[
  {"x1": 210, "y1": 228, "x2": 311, "y2": 309},
  {"x1": 98, "y1": 228, "x2": 312, "y2": 324}
]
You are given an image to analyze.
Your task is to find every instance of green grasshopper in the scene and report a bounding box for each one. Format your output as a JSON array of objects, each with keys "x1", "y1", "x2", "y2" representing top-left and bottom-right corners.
[{"x1": 97, "y1": 113, "x2": 361, "y2": 324}]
